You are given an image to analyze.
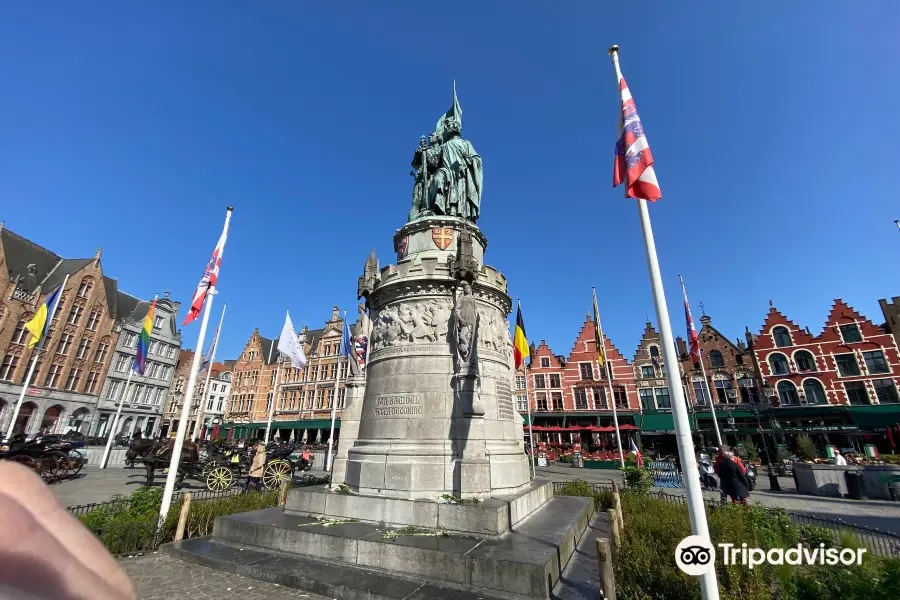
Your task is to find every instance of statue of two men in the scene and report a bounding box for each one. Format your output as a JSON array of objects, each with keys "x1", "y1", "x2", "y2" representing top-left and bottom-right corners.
[{"x1": 409, "y1": 120, "x2": 483, "y2": 223}]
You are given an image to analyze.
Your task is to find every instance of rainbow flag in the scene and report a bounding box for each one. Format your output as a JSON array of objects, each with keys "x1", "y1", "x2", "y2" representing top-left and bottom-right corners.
[{"x1": 134, "y1": 298, "x2": 156, "y2": 375}]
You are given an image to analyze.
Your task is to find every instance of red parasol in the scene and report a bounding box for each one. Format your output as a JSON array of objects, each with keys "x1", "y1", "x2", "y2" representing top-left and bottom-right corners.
[{"x1": 887, "y1": 426, "x2": 896, "y2": 448}]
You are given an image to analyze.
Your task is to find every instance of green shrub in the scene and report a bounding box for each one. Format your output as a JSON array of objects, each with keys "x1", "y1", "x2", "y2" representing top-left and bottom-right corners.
[
  {"x1": 796, "y1": 435, "x2": 819, "y2": 461},
  {"x1": 738, "y1": 436, "x2": 759, "y2": 461},
  {"x1": 622, "y1": 465, "x2": 652, "y2": 495},
  {"x1": 612, "y1": 493, "x2": 900, "y2": 600},
  {"x1": 555, "y1": 479, "x2": 614, "y2": 512}
]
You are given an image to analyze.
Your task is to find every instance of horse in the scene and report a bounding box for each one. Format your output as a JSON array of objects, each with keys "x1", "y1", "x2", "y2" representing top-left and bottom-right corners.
[
  {"x1": 141, "y1": 439, "x2": 201, "y2": 488},
  {"x1": 124, "y1": 438, "x2": 158, "y2": 468}
]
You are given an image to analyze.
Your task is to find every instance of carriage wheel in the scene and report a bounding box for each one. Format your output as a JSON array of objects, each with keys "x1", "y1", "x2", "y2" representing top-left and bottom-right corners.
[
  {"x1": 262, "y1": 459, "x2": 293, "y2": 490},
  {"x1": 66, "y1": 450, "x2": 84, "y2": 477},
  {"x1": 206, "y1": 465, "x2": 235, "y2": 492},
  {"x1": 41, "y1": 451, "x2": 66, "y2": 482}
]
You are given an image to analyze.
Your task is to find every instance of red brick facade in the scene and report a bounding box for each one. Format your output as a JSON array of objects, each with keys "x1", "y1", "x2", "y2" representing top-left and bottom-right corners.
[{"x1": 748, "y1": 300, "x2": 900, "y2": 407}]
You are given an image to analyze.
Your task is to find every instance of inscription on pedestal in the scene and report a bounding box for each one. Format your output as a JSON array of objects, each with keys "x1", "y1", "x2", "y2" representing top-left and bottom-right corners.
[
  {"x1": 495, "y1": 380, "x2": 515, "y2": 420},
  {"x1": 371, "y1": 394, "x2": 424, "y2": 418}
]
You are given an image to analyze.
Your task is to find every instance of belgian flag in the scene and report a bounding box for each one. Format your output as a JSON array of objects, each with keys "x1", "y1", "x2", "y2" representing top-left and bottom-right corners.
[{"x1": 513, "y1": 303, "x2": 529, "y2": 370}]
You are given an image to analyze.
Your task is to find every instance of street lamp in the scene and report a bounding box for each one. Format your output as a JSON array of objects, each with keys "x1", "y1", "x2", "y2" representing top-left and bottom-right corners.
[{"x1": 751, "y1": 393, "x2": 781, "y2": 491}]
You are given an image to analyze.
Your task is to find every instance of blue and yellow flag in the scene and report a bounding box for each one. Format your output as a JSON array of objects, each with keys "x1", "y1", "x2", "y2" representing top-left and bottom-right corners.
[{"x1": 25, "y1": 285, "x2": 62, "y2": 349}]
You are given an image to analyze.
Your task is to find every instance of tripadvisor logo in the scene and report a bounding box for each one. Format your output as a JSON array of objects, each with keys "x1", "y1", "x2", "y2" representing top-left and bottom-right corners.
[{"x1": 675, "y1": 536, "x2": 867, "y2": 575}]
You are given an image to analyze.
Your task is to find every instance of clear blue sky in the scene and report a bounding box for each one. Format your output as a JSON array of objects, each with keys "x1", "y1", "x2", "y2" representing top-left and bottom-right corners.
[{"x1": 2, "y1": 2, "x2": 898, "y2": 361}]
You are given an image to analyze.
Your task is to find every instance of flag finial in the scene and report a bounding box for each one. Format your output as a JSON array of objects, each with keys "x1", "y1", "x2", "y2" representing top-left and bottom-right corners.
[{"x1": 608, "y1": 44, "x2": 619, "y2": 56}]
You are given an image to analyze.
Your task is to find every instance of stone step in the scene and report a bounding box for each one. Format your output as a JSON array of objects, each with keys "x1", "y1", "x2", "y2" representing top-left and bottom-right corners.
[
  {"x1": 551, "y1": 511, "x2": 612, "y2": 599},
  {"x1": 182, "y1": 494, "x2": 593, "y2": 598},
  {"x1": 164, "y1": 537, "x2": 512, "y2": 600}
]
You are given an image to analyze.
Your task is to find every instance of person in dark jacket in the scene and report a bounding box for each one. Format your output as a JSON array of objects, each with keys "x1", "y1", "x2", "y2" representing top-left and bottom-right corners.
[{"x1": 716, "y1": 450, "x2": 751, "y2": 504}]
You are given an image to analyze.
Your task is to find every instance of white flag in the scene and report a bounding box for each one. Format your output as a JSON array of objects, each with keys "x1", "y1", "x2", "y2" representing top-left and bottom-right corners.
[{"x1": 278, "y1": 311, "x2": 307, "y2": 369}]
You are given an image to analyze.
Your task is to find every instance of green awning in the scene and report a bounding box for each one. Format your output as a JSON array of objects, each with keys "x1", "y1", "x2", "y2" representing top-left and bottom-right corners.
[
  {"x1": 848, "y1": 405, "x2": 900, "y2": 430},
  {"x1": 640, "y1": 412, "x2": 675, "y2": 432}
]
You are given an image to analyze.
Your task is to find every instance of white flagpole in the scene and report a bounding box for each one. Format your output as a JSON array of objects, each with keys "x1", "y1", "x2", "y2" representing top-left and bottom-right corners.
[
  {"x1": 158, "y1": 206, "x2": 232, "y2": 526},
  {"x1": 101, "y1": 370, "x2": 134, "y2": 468},
  {"x1": 519, "y1": 302, "x2": 536, "y2": 479},
  {"x1": 326, "y1": 311, "x2": 345, "y2": 474},
  {"x1": 192, "y1": 303, "x2": 227, "y2": 441},
  {"x1": 593, "y1": 288, "x2": 625, "y2": 468},
  {"x1": 680, "y1": 276, "x2": 722, "y2": 447},
  {"x1": 609, "y1": 46, "x2": 719, "y2": 600},
  {"x1": 4, "y1": 274, "x2": 70, "y2": 440}
]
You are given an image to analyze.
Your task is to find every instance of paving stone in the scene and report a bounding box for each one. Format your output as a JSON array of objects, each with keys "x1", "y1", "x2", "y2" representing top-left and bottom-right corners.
[{"x1": 121, "y1": 554, "x2": 331, "y2": 600}]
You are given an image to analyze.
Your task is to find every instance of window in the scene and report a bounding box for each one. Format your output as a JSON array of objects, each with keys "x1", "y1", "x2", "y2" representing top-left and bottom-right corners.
[
  {"x1": 94, "y1": 339, "x2": 110, "y2": 363},
  {"x1": 715, "y1": 379, "x2": 735, "y2": 403},
  {"x1": 772, "y1": 326, "x2": 792, "y2": 347},
  {"x1": 534, "y1": 374, "x2": 546, "y2": 388},
  {"x1": 124, "y1": 333, "x2": 137, "y2": 348},
  {"x1": 77, "y1": 279, "x2": 93, "y2": 298},
  {"x1": 0, "y1": 354, "x2": 19, "y2": 381},
  {"x1": 56, "y1": 333, "x2": 73, "y2": 355},
  {"x1": 67, "y1": 306, "x2": 82, "y2": 326},
  {"x1": 515, "y1": 376, "x2": 525, "y2": 390},
  {"x1": 148, "y1": 340, "x2": 158, "y2": 354},
  {"x1": 649, "y1": 346, "x2": 660, "y2": 360},
  {"x1": 148, "y1": 363, "x2": 160, "y2": 378},
  {"x1": 835, "y1": 353, "x2": 860, "y2": 377},
  {"x1": 338, "y1": 388, "x2": 346, "y2": 409},
  {"x1": 12, "y1": 316, "x2": 30, "y2": 345},
  {"x1": 540, "y1": 357, "x2": 550, "y2": 368},
  {"x1": 579, "y1": 363, "x2": 594, "y2": 380},
  {"x1": 167, "y1": 346, "x2": 177, "y2": 359},
  {"x1": 795, "y1": 350, "x2": 816, "y2": 372},
  {"x1": 708, "y1": 350, "x2": 725, "y2": 368},
  {"x1": 153, "y1": 315, "x2": 164, "y2": 329},
  {"x1": 654, "y1": 387, "x2": 671, "y2": 409},
  {"x1": 316, "y1": 389, "x2": 325, "y2": 409},
  {"x1": 549, "y1": 374, "x2": 561, "y2": 388},
  {"x1": 735, "y1": 354, "x2": 744, "y2": 365},
  {"x1": 516, "y1": 395, "x2": 528, "y2": 412},
  {"x1": 639, "y1": 388, "x2": 655, "y2": 410},
  {"x1": 85, "y1": 371, "x2": 101, "y2": 394},
  {"x1": 86, "y1": 310, "x2": 101, "y2": 331},
  {"x1": 65, "y1": 368, "x2": 81, "y2": 391},
  {"x1": 863, "y1": 350, "x2": 890, "y2": 374},
  {"x1": 844, "y1": 381, "x2": 869, "y2": 405},
  {"x1": 693, "y1": 380, "x2": 710, "y2": 404},
  {"x1": 536, "y1": 392, "x2": 548, "y2": 411},
  {"x1": 593, "y1": 388, "x2": 607, "y2": 409},
  {"x1": 769, "y1": 353, "x2": 789, "y2": 375},
  {"x1": 45, "y1": 364, "x2": 63, "y2": 388},
  {"x1": 550, "y1": 392, "x2": 563, "y2": 411},
  {"x1": 162, "y1": 365, "x2": 172, "y2": 380},
  {"x1": 874, "y1": 379, "x2": 900, "y2": 404},
  {"x1": 75, "y1": 339, "x2": 91, "y2": 359},
  {"x1": 738, "y1": 377, "x2": 758, "y2": 403},
  {"x1": 340, "y1": 361, "x2": 348, "y2": 379},
  {"x1": 613, "y1": 386, "x2": 628, "y2": 408},
  {"x1": 329, "y1": 363, "x2": 337, "y2": 379},
  {"x1": 217, "y1": 398, "x2": 224, "y2": 412},
  {"x1": 803, "y1": 379, "x2": 827, "y2": 405},
  {"x1": 840, "y1": 324, "x2": 862, "y2": 343},
  {"x1": 114, "y1": 354, "x2": 129, "y2": 372},
  {"x1": 107, "y1": 380, "x2": 122, "y2": 401},
  {"x1": 575, "y1": 388, "x2": 588, "y2": 409},
  {"x1": 641, "y1": 365, "x2": 655, "y2": 378},
  {"x1": 777, "y1": 381, "x2": 799, "y2": 405}
]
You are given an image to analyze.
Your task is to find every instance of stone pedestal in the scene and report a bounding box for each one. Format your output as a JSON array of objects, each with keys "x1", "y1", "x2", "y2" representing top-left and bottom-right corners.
[
  {"x1": 346, "y1": 216, "x2": 530, "y2": 500},
  {"x1": 330, "y1": 374, "x2": 366, "y2": 486}
]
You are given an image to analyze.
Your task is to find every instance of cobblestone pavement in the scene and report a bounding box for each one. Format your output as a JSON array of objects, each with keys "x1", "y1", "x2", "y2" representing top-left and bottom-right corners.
[{"x1": 122, "y1": 555, "x2": 330, "y2": 600}]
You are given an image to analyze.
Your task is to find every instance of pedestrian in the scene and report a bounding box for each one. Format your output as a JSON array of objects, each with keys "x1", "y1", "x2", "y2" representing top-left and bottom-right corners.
[
  {"x1": 246, "y1": 441, "x2": 266, "y2": 491},
  {"x1": 834, "y1": 449, "x2": 848, "y2": 466},
  {"x1": 300, "y1": 446, "x2": 312, "y2": 471},
  {"x1": 716, "y1": 449, "x2": 751, "y2": 505}
]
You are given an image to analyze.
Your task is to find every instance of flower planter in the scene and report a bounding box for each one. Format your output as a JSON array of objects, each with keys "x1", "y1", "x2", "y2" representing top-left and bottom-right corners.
[{"x1": 583, "y1": 460, "x2": 622, "y2": 470}]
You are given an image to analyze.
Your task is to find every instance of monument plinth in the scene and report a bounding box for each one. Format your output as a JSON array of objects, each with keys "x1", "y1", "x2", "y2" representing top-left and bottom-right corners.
[{"x1": 169, "y1": 84, "x2": 592, "y2": 600}]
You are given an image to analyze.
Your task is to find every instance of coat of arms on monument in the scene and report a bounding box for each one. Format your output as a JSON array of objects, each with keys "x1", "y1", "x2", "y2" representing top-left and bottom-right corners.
[
  {"x1": 431, "y1": 227, "x2": 454, "y2": 250},
  {"x1": 397, "y1": 235, "x2": 409, "y2": 259}
]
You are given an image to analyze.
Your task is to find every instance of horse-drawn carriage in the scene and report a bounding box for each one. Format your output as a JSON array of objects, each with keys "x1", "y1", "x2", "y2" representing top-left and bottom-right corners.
[
  {"x1": 0, "y1": 434, "x2": 85, "y2": 482},
  {"x1": 133, "y1": 438, "x2": 302, "y2": 492}
]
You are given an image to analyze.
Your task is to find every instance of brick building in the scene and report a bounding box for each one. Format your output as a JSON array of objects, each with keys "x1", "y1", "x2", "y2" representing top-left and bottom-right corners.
[
  {"x1": 879, "y1": 296, "x2": 900, "y2": 352},
  {"x1": 747, "y1": 299, "x2": 900, "y2": 452},
  {"x1": 0, "y1": 225, "x2": 119, "y2": 436},
  {"x1": 223, "y1": 306, "x2": 355, "y2": 443},
  {"x1": 519, "y1": 316, "x2": 639, "y2": 447},
  {"x1": 162, "y1": 350, "x2": 230, "y2": 438},
  {"x1": 673, "y1": 313, "x2": 763, "y2": 446}
]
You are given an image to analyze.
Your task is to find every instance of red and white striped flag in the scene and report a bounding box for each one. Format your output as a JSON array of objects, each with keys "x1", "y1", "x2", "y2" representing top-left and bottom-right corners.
[
  {"x1": 183, "y1": 224, "x2": 228, "y2": 326},
  {"x1": 680, "y1": 276, "x2": 701, "y2": 363},
  {"x1": 612, "y1": 56, "x2": 662, "y2": 201}
]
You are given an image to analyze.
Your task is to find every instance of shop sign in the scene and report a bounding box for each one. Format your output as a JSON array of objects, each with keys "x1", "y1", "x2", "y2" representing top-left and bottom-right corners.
[{"x1": 27, "y1": 388, "x2": 43, "y2": 397}]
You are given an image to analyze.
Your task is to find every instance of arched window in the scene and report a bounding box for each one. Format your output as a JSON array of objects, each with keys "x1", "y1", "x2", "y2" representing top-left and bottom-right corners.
[
  {"x1": 803, "y1": 379, "x2": 828, "y2": 405},
  {"x1": 772, "y1": 326, "x2": 792, "y2": 348},
  {"x1": 768, "y1": 353, "x2": 789, "y2": 375},
  {"x1": 777, "y1": 381, "x2": 800, "y2": 405},
  {"x1": 77, "y1": 277, "x2": 93, "y2": 299},
  {"x1": 11, "y1": 314, "x2": 32, "y2": 345},
  {"x1": 794, "y1": 350, "x2": 816, "y2": 372},
  {"x1": 708, "y1": 350, "x2": 725, "y2": 368},
  {"x1": 649, "y1": 346, "x2": 659, "y2": 359}
]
